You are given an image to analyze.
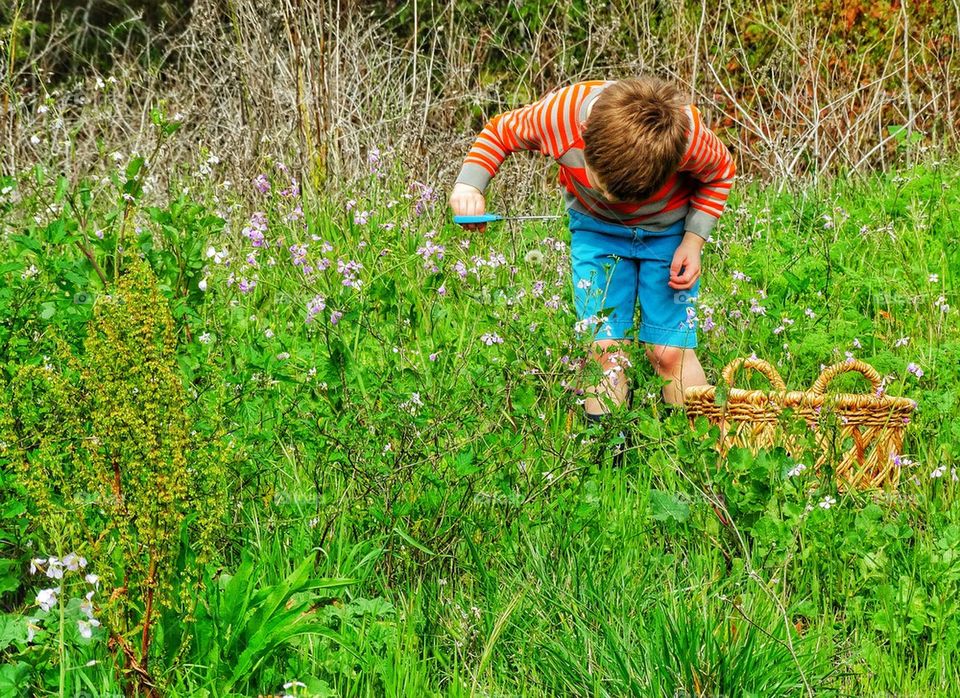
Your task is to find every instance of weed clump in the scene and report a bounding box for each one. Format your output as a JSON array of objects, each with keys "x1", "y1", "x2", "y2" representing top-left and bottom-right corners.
[{"x1": 2, "y1": 257, "x2": 231, "y2": 686}]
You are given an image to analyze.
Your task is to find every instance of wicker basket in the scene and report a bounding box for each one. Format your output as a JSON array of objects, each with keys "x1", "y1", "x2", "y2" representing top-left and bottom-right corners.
[
  {"x1": 802, "y1": 360, "x2": 917, "y2": 490},
  {"x1": 683, "y1": 357, "x2": 805, "y2": 457},
  {"x1": 684, "y1": 357, "x2": 917, "y2": 490}
]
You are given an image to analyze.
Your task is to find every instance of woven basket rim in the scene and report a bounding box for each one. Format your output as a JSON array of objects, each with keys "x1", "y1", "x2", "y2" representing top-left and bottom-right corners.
[{"x1": 685, "y1": 386, "x2": 916, "y2": 411}]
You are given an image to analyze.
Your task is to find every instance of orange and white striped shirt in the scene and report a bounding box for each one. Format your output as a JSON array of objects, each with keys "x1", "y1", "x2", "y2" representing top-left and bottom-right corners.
[{"x1": 454, "y1": 80, "x2": 736, "y2": 239}]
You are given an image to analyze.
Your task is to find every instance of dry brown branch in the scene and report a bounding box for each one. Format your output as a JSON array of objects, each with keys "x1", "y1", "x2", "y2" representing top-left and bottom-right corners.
[{"x1": 2, "y1": 0, "x2": 958, "y2": 197}]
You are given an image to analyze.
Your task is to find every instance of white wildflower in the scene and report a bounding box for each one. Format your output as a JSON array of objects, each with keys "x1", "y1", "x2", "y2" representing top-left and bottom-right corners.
[{"x1": 36, "y1": 588, "x2": 58, "y2": 612}]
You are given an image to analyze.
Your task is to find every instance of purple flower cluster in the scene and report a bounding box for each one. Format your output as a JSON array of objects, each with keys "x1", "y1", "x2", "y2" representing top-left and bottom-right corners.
[
  {"x1": 345, "y1": 199, "x2": 372, "y2": 225},
  {"x1": 368, "y1": 147, "x2": 385, "y2": 177},
  {"x1": 306, "y1": 240, "x2": 333, "y2": 275},
  {"x1": 701, "y1": 305, "x2": 716, "y2": 333},
  {"x1": 417, "y1": 239, "x2": 445, "y2": 273},
  {"x1": 280, "y1": 179, "x2": 300, "y2": 199},
  {"x1": 289, "y1": 243, "x2": 308, "y2": 267},
  {"x1": 285, "y1": 204, "x2": 304, "y2": 223},
  {"x1": 337, "y1": 258, "x2": 363, "y2": 288},
  {"x1": 410, "y1": 181, "x2": 437, "y2": 215},
  {"x1": 892, "y1": 453, "x2": 915, "y2": 468},
  {"x1": 242, "y1": 212, "x2": 268, "y2": 248},
  {"x1": 487, "y1": 251, "x2": 507, "y2": 268},
  {"x1": 227, "y1": 271, "x2": 257, "y2": 293},
  {"x1": 749, "y1": 297, "x2": 766, "y2": 315},
  {"x1": 464, "y1": 251, "x2": 509, "y2": 279},
  {"x1": 306, "y1": 294, "x2": 326, "y2": 322},
  {"x1": 253, "y1": 174, "x2": 270, "y2": 195}
]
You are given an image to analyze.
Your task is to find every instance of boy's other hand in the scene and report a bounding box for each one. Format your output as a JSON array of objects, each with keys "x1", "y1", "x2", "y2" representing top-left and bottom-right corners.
[
  {"x1": 449, "y1": 182, "x2": 486, "y2": 231},
  {"x1": 668, "y1": 233, "x2": 704, "y2": 290}
]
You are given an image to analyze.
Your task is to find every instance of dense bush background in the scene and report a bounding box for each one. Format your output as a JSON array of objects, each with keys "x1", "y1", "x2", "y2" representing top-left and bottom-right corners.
[
  {"x1": 1, "y1": 2, "x2": 959, "y2": 696},
  {"x1": 3, "y1": 0, "x2": 959, "y2": 188}
]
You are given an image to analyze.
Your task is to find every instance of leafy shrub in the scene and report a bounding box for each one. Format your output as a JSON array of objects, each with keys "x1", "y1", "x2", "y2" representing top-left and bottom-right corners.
[{"x1": 1, "y1": 257, "x2": 232, "y2": 693}]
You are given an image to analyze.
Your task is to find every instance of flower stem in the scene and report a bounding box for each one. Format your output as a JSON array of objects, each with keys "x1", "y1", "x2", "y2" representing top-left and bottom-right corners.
[{"x1": 57, "y1": 541, "x2": 66, "y2": 698}]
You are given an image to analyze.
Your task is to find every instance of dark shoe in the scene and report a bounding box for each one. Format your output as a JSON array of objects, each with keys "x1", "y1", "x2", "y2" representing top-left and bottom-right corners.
[{"x1": 584, "y1": 412, "x2": 631, "y2": 468}]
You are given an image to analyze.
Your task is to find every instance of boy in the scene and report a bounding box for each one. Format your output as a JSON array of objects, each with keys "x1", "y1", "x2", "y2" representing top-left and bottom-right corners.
[{"x1": 449, "y1": 77, "x2": 735, "y2": 430}]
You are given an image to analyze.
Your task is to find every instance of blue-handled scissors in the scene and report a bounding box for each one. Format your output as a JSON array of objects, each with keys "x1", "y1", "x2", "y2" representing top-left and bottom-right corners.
[{"x1": 453, "y1": 213, "x2": 563, "y2": 225}]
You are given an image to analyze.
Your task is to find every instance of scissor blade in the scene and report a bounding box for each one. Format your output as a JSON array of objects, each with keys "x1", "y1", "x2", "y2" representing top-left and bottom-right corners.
[{"x1": 453, "y1": 213, "x2": 562, "y2": 226}]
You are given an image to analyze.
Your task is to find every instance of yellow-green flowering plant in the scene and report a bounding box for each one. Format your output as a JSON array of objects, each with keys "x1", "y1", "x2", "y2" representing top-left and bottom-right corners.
[{"x1": 3, "y1": 257, "x2": 231, "y2": 694}]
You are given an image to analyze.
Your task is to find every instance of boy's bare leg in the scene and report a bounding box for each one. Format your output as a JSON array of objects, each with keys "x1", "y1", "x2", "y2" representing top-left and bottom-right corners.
[
  {"x1": 645, "y1": 344, "x2": 708, "y2": 405},
  {"x1": 584, "y1": 339, "x2": 633, "y2": 415}
]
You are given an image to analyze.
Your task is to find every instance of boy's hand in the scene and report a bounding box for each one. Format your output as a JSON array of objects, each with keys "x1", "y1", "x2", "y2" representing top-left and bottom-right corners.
[
  {"x1": 449, "y1": 182, "x2": 486, "y2": 231},
  {"x1": 668, "y1": 232, "x2": 704, "y2": 290}
]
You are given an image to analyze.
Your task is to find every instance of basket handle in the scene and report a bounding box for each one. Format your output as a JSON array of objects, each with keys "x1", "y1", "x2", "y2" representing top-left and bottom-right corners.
[
  {"x1": 720, "y1": 357, "x2": 787, "y2": 391},
  {"x1": 810, "y1": 359, "x2": 883, "y2": 395}
]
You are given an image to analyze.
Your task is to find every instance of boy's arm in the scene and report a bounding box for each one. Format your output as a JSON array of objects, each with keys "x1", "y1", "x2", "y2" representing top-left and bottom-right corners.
[
  {"x1": 678, "y1": 106, "x2": 736, "y2": 241},
  {"x1": 455, "y1": 86, "x2": 577, "y2": 193}
]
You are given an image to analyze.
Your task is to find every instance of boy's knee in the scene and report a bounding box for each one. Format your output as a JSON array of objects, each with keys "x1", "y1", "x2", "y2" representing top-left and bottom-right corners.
[{"x1": 645, "y1": 344, "x2": 686, "y2": 374}]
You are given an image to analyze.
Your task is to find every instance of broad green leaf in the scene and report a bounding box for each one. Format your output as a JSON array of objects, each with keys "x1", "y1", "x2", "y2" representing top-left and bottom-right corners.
[{"x1": 649, "y1": 490, "x2": 690, "y2": 523}]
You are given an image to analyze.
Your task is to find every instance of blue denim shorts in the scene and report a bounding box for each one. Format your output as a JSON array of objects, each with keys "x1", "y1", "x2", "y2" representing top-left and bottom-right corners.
[{"x1": 568, "y1": 208, "x2": 699, "y2": 348}]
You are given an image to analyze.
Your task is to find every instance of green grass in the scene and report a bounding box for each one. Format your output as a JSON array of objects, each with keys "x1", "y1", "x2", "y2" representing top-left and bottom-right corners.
[{"x1": 0, "y1": 154, "x2": 959, "y2": 696}]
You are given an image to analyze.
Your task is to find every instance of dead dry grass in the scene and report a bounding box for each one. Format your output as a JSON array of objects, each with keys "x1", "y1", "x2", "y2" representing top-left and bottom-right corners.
[{"x1": 3, "y1": 0, "x2": 958, "y2": 198}]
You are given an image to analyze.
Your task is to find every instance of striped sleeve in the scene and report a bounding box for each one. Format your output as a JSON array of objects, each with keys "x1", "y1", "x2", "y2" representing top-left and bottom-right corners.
[
  {"x1": 678, "y1": 106, "x2": 736, "y2": 240},
  {"x1": 455, "y1": 84, "x2": 587, "y2": 192}
]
